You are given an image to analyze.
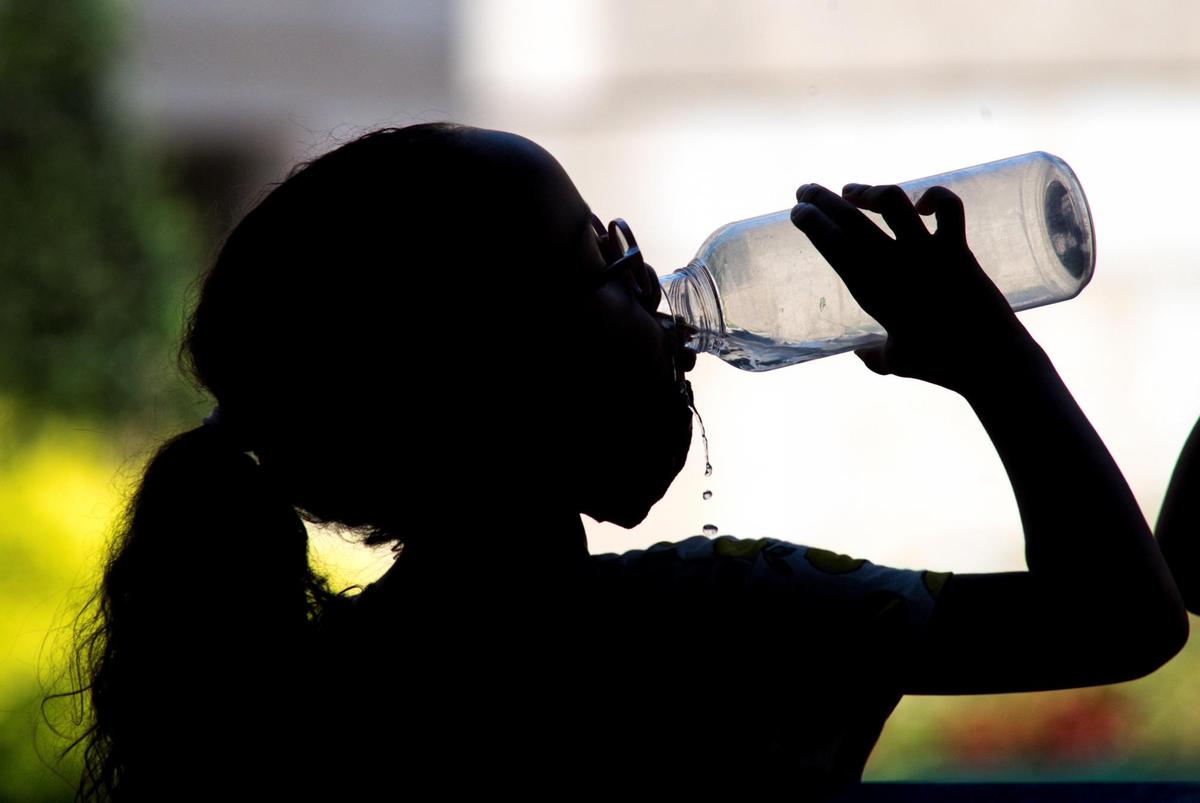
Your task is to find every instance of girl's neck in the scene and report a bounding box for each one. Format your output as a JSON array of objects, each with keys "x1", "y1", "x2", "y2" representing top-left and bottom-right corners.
[{"x1": 392, "y1": 505, "x2": 589, "y2": 581}]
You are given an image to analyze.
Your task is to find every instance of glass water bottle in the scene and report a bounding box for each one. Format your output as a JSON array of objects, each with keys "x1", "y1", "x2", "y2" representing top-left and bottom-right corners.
[{"x1": 659, "y1": 152, "x2": 1095, "y2": 371}]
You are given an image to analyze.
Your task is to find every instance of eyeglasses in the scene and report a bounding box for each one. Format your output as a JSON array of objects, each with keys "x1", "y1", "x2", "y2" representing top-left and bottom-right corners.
[
  {"x1": 579, "y1": 214, "x2": 662, "y2": 311},
  {"x1": 580, "y1": 213, "x2": 696, "y2": 394}
]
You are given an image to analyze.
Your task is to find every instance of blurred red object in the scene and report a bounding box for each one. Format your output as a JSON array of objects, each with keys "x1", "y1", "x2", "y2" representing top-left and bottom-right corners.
[{"x1": 943, "y1": 689, "x2": 1132, "y2": 769}]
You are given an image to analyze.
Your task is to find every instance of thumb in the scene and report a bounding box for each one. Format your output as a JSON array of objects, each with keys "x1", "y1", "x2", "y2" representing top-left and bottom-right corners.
[{"x1": 854, "y1": 344, "x2": 891, "y2": 376}]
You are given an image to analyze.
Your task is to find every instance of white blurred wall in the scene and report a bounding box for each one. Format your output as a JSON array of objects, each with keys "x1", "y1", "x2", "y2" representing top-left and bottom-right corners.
[{"x1": 122, "y1": 1, "x2": 1200, "y2": 579}]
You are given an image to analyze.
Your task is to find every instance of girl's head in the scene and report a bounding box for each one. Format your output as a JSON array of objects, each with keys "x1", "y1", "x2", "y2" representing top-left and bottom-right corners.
[
  {"x1": 188, "y1": 123, "x2": 695, "y2": 535},
  {"x1": 66, "y1": 123, "x2": 695, "y2": 799}
]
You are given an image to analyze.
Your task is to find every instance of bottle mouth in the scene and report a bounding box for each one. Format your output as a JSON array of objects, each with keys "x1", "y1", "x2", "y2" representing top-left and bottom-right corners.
[{"x1": 659, "y1": 260, "x2": 724, "y2": 353}]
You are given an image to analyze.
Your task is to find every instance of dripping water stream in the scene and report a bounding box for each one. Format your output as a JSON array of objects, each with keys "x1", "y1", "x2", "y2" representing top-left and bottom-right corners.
[{"x1": 687, "y1": 393, "x2": 717, "y2": 537}]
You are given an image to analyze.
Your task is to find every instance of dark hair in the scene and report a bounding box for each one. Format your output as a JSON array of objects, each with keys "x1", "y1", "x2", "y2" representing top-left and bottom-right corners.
[
  {"x1": 61, "y1": 122, "x2": 496, "y2": 800},
  {"x1": 67, "y1": 427, "x2": 333, "y2": 800}
]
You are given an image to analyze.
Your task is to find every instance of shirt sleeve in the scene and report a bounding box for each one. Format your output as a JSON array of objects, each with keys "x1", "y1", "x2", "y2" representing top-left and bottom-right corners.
[{"x1": 588, "y1": 534, "x2": 950, "y2": 644}]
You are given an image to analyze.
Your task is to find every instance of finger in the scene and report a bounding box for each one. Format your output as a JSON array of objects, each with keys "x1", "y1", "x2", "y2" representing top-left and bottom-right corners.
[
  {"x1": 796, "y1": 183, "x2": 884, "y2": 243},
  {"x1": 842, "y1": 183, "x2": 929, "y2": 241},
  {"x1": 914, "y1": 186, "x2": 966, "y2": 243},
  {"x1": 854, "y1": 345, "x2": 891, "y2": 376},
  {"x1": 790, "y1": 202, "x2": 859, "y2": 286}
]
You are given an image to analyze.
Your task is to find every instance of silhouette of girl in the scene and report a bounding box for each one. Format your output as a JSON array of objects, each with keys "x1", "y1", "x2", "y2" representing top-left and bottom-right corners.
[{"x1": 66, "y1": 123, "x2": 1186, "y2": 800}]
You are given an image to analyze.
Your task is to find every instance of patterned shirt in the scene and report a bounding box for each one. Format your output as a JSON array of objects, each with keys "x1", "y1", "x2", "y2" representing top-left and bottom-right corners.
[
  {"x1": 319, "y1": 534, "x2": 949, "y2": 796},
  {"x1": 582, "y1": 535, "x2": 949, "y2": 791}
]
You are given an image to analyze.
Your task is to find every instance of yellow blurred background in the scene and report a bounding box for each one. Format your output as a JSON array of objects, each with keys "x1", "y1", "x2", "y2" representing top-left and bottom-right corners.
[{"x1": 4, "y1": 1, "x2": 1200, "y2": 798}]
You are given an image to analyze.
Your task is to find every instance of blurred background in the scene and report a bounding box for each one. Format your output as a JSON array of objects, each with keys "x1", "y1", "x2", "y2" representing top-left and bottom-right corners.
[{"x1": 3, "y1": 0, "x2": 1200, "y2": 798}]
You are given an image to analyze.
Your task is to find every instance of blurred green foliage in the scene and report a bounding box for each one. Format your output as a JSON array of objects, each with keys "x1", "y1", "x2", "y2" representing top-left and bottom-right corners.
[
  {"x1": 0, "y1": 0, "x2": 209, "y2": 797},
  {"x1": 0, "y1": 0, "x2": 206, "y2": 430},
  {"x1": 0, "y1": 412, "x2": 121, "y2": 802}
]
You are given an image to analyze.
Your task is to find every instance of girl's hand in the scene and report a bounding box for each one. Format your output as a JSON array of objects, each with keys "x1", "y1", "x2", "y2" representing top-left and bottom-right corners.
[{"x1": 791, "y1": 183, "x2": 1034, "y2": 396}]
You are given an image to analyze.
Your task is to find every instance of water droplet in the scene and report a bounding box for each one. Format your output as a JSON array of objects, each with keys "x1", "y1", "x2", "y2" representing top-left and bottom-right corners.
[
  {"x1": 702, "y1": 490, "x2": 712, "y2": 501},
  {"x1": 702, "y1": 524, "x2": 718, "y2": 536},
  {"x1": 688, "y1": 397, "x2": 712, "y2": 480}
]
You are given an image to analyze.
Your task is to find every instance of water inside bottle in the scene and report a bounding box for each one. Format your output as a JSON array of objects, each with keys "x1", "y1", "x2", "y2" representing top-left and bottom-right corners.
[
  {"x1": 715, "y1": 326, "x2": 884, "y2": 371},
  {"x1": 667, "y1": 255, "x2": 886, "y2": 372}
]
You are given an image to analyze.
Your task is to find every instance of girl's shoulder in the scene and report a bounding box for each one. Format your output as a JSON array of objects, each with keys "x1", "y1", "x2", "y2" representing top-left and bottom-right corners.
[{"x1": 589, "y1": 533, "x2": 949, "y2": 633}]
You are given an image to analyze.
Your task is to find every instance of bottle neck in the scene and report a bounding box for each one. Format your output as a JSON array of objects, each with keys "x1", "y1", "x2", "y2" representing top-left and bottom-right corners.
[{"x1": 659, "y1": 259, "x2": 724, "y2": 354}]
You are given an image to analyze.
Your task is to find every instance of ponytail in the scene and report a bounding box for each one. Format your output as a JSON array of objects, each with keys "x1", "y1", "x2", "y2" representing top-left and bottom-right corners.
[
  {"x1": 56, "y1": 123, "x2": 480, "y2": 799},
  {"x1": 69, "y1": 423, "x2": 336, "y2": 801}
]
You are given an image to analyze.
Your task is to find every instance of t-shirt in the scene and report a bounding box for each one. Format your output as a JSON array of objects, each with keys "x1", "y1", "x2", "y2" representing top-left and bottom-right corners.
[
  {"x1": 584, "y1": 535, "x2": 947, "y2": 789},
  {"x1": 314, "y1": 534, "x2": 948, "y2": 797}
]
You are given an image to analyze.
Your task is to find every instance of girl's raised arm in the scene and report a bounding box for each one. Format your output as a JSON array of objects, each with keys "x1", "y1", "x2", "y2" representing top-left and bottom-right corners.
[{"x1": 791, "y1": 183, "x2": 1187, "y2": 694}]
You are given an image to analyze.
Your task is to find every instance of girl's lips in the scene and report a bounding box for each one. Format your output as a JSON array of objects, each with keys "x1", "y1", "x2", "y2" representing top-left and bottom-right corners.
[
  {"x1": 657, "y1": 314, "x2": 698, "y2": 375},
  {"x1": 675, "y1": 345, "x2": 697, "y2": 374}
]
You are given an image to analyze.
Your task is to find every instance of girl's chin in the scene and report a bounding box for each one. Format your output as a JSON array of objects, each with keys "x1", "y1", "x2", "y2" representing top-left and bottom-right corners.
[
  {"x1": 587, "y1": 478, "x2": 667, "y2": 529},
  {"x1": 585, "y1": 504, "x2": 648, "y2": 529},
  {"x1": 585, "y1": 418, "x2": 691, "y2": 529}
]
